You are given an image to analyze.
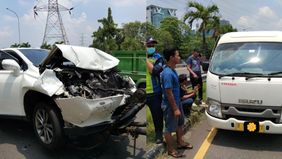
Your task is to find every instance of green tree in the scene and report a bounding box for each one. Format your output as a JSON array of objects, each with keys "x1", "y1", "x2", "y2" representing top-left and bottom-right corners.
[
  {"x1": 10, "y1": 42, "x2": 31, "y2": 48},
  {"x1": 144, "y1": 22, "x2": 157, "y2": 38},
  {"x1": 184, "y1": 2, "x2": 219, "y2": 56},
  {"x1": 91, "y1": 7, "x2": 118, "y2": 53},
  {"x1": 121, "y1": 21, "x2": 150, "y2": 50},
  {"x1": 40, "y1": 42, "x2": 52, "y2": 50},
  {"x1": 21, "y1": 42, "x2": 31, "y2": 48},
  {"x1": 155, "y1": 29, "x2": 174, "y2": 51},
  {"x1": 159, "y1": 17, "x2": 188, "y2": 48},
  {"x1": 208, "y1": 20, "x2": 237, "y2": 41},
  {"x1": 10, "y1": 43, "x2": 20, "y2": 48},
  {"x1": 115, "y1": 28, "x2": 125, "y2": 50},
  {"x1": 179, "y1": 33, "x2": 202, "y2": 58},
  {"x1": 217, "y1": 24, "x2": 237, "y2": 36}
]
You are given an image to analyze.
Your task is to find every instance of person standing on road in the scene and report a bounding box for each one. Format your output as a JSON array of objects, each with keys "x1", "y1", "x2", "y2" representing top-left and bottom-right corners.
[
  {"x1": 145, "y1": 37, "x2": 165, "y2": 144},
  {"x1": 186, "y1": 49, "x2": 203, "y2": 104},
  {"x1": 161, "y1": 48, "x2": 193, "y2": 158}
]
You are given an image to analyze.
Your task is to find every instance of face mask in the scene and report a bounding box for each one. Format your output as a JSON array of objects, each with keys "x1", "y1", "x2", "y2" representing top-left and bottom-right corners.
[{"x1": 147, "y1": 47, "x2": 156, "y2": 55}]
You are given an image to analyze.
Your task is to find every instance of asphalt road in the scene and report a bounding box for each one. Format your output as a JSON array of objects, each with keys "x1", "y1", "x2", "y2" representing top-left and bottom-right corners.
[
  {"x1": 180, "y1": 116, "x2": 282, "y2": 159},
  {"x1": 0, "y1": 107, "x2": 146, "y2": 159}
]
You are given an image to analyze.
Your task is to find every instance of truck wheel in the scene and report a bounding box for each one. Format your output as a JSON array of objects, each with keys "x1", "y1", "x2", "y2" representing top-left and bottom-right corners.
[{"x1": 33, "y1": 102, "x2": 64, "y2": 150}]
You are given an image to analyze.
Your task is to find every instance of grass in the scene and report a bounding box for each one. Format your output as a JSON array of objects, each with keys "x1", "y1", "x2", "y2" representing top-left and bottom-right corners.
[{"x1": 146, "y1": 82, "x2": 207, "y2": 146}]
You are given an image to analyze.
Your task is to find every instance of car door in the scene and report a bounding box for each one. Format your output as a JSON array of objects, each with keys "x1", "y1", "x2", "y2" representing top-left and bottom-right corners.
[{"x1": 0, "y1": 50, "x2": 25, "y2": 116}]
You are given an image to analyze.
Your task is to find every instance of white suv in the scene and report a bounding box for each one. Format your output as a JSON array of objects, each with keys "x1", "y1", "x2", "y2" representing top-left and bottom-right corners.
[{"x1": 0, "y1": 44, "x2": 145, "y2": 149}]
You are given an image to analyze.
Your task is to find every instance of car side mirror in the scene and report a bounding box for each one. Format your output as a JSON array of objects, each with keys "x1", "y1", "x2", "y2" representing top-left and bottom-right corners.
[
  {"x1": 2, "y1": 59, "x2": 21, "y2": 76},
  {"x1": 202, "y1": 61, "x2": 209, "y2": 72}
]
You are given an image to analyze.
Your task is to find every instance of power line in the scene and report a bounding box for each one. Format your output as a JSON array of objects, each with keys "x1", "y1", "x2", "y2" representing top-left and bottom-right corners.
[{"x1": 34, "y1": 0, "x2": 73, "y2": 45}]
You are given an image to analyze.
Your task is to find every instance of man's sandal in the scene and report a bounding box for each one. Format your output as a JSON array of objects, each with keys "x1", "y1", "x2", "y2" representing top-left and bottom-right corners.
[
  {"x1": 168, "y1": 151, "x2": 185, "y2": 158},
  {"x1": 177, "y1": 142, "x2": 193, "y2": 149}
]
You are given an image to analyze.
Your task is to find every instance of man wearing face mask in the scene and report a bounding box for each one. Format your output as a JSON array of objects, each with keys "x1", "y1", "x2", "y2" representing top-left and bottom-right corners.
[{"x1": 146, "y1": 37, "x2": 165, "y2": 144}]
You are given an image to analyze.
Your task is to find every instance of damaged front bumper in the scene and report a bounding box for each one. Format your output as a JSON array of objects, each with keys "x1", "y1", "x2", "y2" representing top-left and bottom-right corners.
[{"x1": 57, "y1": 89, "x2": 146, "y2": 137}]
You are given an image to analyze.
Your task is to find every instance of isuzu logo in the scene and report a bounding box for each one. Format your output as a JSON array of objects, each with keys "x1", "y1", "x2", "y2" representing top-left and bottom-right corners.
[{"x1": 238, "y1": 99, "x2": 263, "y2": 104}]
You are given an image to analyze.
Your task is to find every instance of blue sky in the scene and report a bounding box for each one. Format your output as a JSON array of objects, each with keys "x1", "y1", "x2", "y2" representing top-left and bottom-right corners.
[
  {"x1": 148, "y1": 0, "x2": 282, "y2": 31},
  {"x1": 0, "y1": 0, "x2": 146, "y2": 48}
]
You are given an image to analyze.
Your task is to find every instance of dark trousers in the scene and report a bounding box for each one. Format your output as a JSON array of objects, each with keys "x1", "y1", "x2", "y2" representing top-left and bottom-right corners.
[
  {"x1": 146, "y1": 92, "x2": 163, "y2": 140},
  {"x1": 190, "y1": 72, "x2": 203, "y2": 100},
  {"x1": 181, "y1": 98, "x2": 194, "y2": 116}
]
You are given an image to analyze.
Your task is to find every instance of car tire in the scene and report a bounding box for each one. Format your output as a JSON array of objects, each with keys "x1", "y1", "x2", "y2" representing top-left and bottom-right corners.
[{"x1": 33, "y1": 102, "x2": 65, "y2": 150}]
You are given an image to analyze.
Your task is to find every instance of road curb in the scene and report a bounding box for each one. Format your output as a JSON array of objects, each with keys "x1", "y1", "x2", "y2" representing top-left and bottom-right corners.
[{"x1": 145, "y1": 105, "x2": 206, "y2": 159}]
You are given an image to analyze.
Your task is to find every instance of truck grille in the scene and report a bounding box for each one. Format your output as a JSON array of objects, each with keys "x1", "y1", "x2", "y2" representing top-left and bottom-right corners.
[{"x1": 221, "y1": 104, "x2": 282, "y2": 123}]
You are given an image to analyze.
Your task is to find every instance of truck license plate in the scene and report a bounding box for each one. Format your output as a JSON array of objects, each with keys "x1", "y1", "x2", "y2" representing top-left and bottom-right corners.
[{"x1": 235, "y1": 122, "x2": 265, "y2": 133}]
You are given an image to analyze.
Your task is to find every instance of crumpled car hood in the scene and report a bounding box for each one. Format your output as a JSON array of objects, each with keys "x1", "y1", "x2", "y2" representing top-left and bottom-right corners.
[
  {"x1": 41, "y1": 44, "x2": 119, "y2": 71},
  {"x1": 34, "y1": 44, "x2": 143, "y2": 128}
]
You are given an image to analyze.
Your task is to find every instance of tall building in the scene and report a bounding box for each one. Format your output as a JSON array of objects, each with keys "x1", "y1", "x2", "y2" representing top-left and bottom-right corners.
[{"x1": 146, "y1": 5, "x2": 177, "y2": 28}]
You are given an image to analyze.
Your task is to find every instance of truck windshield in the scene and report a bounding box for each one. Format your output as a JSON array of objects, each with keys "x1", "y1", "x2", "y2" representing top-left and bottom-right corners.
[
  {"x1": 210, "y1": 42, "x2": 282, "y2": 76},
  {"x1": 18, "y1": 49, "x2": 49, "y2": 67}
]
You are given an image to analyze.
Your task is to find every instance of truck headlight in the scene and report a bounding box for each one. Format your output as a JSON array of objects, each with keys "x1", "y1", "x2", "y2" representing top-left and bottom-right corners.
[{"x1": 207, "y1": 99, "x2": 222, "y2": 118}]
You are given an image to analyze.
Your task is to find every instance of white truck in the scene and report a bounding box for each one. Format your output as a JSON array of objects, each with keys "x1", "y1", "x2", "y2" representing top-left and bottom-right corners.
[
  {"x1": 0, "y1": 45, "x2": 145, "y2": 149},
  {"x1": 205, "y1": 31, "x2": 282, "y2": 133}
]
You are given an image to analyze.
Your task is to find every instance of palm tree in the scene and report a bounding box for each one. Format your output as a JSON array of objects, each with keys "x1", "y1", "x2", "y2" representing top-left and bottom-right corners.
[
  {"x1": 184, "y1": 2, "x2": 219, "y2": 55},
  {"x1": 40, "y1": 42, "x2": 52, "y2": 50}
]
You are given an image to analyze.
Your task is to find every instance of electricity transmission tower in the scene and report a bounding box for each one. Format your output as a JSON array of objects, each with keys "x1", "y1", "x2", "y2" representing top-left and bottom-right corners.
[{"x1": 34, "y1": 0, "x2": 73, "y2": 45}]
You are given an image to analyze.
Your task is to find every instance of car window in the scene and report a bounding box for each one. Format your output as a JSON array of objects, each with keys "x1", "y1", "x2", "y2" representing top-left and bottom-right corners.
[{"x1": 18, "y1": 49, "x2": 49, "y2": 67}]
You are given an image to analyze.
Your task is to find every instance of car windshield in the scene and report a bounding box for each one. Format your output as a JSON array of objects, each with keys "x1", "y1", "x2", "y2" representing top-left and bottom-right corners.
[
  {"x1": 210, "y1": 42, "x2": 282, "y2": 76},
  {"x1": 18, "y1": 49, "x2": 49, "y2": 67}
]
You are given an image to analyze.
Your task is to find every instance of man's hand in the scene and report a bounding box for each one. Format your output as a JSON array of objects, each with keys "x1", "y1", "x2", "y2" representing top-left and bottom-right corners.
[
  {"x1": 173, "y1": 108, "x2": 181, "y2": 117},
  {"x1": 193, "y1": 86, "x2": 199, "y2": 94},
  {"x1": 146, "y1": 54, "x2": 153, "y2": 73},
  {"x1": 193, "y1": 73, "x2": 198, "y2": 78}
]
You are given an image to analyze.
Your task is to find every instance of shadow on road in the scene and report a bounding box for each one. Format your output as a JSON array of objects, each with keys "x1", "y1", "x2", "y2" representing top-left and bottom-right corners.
[
  {"x1": 0, "y1": 118, "x2": 146, "y2": 159},
  {"x1": 212, "y1": 129, "x2": 282, "y2": 151}
]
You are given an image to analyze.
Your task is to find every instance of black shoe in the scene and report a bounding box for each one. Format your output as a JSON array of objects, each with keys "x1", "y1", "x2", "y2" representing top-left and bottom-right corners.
[
  {"x1": 155, "y1": 132, "x2": 163, "y2": 144},
  {"x1": 198, "y1": 99, "x2": 202, "y2": 105},
  {"x1": 155, "y1": 138, "x2": 163, "y2": 144}
]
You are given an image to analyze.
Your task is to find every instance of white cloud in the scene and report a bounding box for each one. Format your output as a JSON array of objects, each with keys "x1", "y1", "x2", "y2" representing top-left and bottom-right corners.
[
  {"x1": 0, "y1": 26, "x2": 13, "y2": 39},
  {"x1": 277, "y1": 19, "x2": 282, "y2": 28},
  {"x1": 258, "y1": 6, "x2": 275, "y2": 19},
  {"x1": 237, "y1": 16, "x2": 255, "y2": 28},
  {"x1": 0, "y1": 26, "x2": 14, "y2": 48},
  {"x1": 18, "y1": 0, "x2": 29, "y2": 6},
  {"x1": 2, "y1": 15, "x2": 16, "y2": 22},
  {"x1": 236, "y1": 6, "x2": 281, "y2": 30},
  {"x1": 68, "y1": 12, "x2": 87, "y2": 25},
  {"x1": 63, "y1": 12, "x2": 93, "y2": 46},
  {"x1": 58, "y1": 0, "x2": 90, "y2": 8},
  {"x1": 112, "y1": 0, "x2": 145, "y2": 7}
]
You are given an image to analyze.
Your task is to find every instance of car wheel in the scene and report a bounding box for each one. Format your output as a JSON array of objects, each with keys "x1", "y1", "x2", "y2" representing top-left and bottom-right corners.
[{"x1": 33, "y1": 102, "x2": 64, "y2": 150}]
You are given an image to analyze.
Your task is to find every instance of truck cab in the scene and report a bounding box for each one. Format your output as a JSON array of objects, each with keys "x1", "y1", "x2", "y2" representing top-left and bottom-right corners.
[{"x1": 206, "y1": 31, "x2": 282, "y2": 133}]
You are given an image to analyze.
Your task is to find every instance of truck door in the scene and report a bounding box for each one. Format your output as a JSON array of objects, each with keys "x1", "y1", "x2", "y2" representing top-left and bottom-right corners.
[{"x1": 0, "y1": 51, "x2": 25, "y2": 116}]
